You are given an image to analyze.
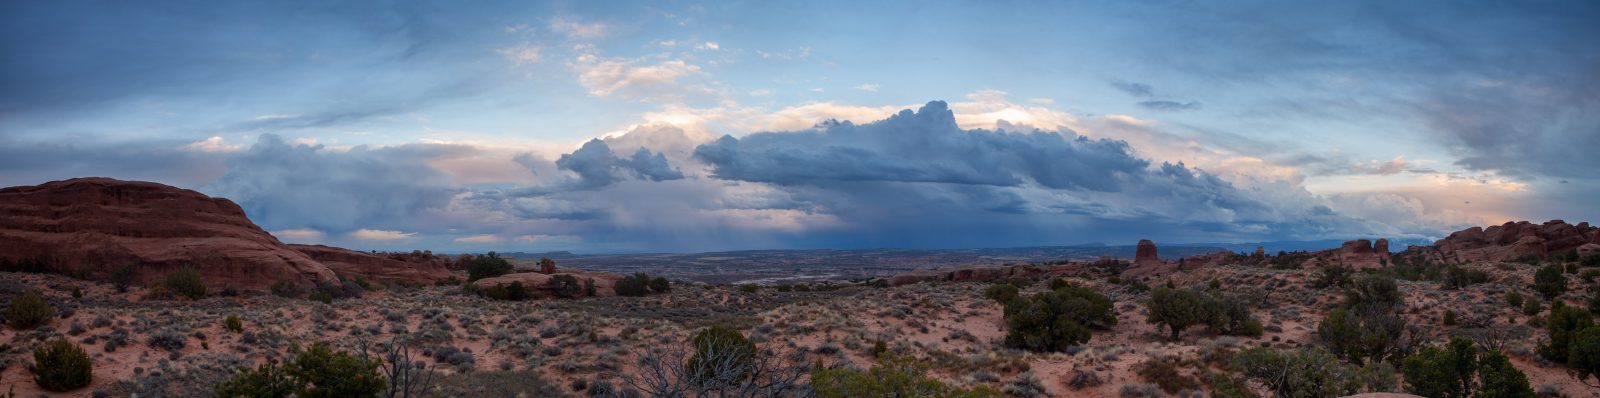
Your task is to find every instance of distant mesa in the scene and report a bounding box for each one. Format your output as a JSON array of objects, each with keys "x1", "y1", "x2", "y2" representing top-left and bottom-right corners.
[{"x1": 0, "y1": 177, "x2": 453, "y2": 291}]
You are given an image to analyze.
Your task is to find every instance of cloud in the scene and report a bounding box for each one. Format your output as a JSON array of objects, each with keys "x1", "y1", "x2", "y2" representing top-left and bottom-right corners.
[
  {"x1": 572, "y1": 53, "x2": 708, "y2": 100},
  {"x1": 351, "y1": 229, "x2": 416, "y2": 241},
  {"x1": 549, "y1": 17, "x2": 607, "y2": 39},
  {"x1": 1111, "y1": 80, "x2": 1154, "y2": 97},
  {"x1": 695, "y1": 41, "x2": 720, "y2": 51},
  {"x1": 454, "y1": 234, "x2": 502, "y2": 243},
  {"x1": 272, "y1": 228, "x2": 326, "y2": 241},
  {"x1": 0, "y1": 138, "x2": 229, "y2": 188},
  {"x1": 1349, "y1": 157, "x2": 1410, "y2": 176},
  {"x1": 853, "y1": 84, "x2": 880, "y2": 92},
  {"x1": 1138, "y1": 100, "x2": 1202, "y2": 112},
  {"x1": 496, "y1": 43, "x2": 542, "y2": 65},
  {"x1": 554, "y1": 139, "x2": 685, "y2": 188},
  {"x1": 204, "y1": 134, "x2": 464, "y2": 235},
  {"x1": 183, "y1": 136, "x2": 245, "y2": 153}
]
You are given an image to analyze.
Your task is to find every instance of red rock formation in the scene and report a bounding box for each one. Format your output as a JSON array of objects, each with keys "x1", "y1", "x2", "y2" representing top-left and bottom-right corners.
[
  {"x1": 0, "y1": 178, "x2": 338, "y2": 291},
  {"x1": 1122, "y1": 239, "x2": 1178, "y2": 279},
  {"x1": 1423, "y1": 220, "x2": 1598, "y2": 263},
  {"x1": 538, "y1": 257, "x2": 557, "y2": 274},
  {"x1": 1135, "y1": 239, "x2": 1158, "y2": 262},
  {"x1": 473, "y1": 270, "x2": 625, "y2": 297},
  {"x1": 290, "y1": 244, "x2": 454, "y2": 284},
  {"x1": 1374, "y1": 239, "x2": 1389, "y2": 254}
]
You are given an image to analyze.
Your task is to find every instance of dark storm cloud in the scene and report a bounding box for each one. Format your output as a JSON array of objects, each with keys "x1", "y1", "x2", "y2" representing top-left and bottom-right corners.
[
  {"x1": 1138, "y1": 100, "x2": 1202, "y2": 112},
  {"x1": 556, "y1": 139, "x2": 685, "y2": 188},
  {"x1": 203, "y1": 134, "x2": 465, "y2": 234},
  {"x1": 695, "y1": 101, "x2": 1147, "y2": 192}
]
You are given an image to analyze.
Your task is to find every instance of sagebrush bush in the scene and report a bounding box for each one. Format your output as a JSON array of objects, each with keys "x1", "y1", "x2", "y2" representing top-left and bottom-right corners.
[
  {"x1": 4, "y1": 290, "x2": 56, "y2": 329},
  {"x1": 224, "y1": 315, "x2": 244, "y2": 333},
  {"x1": 812, "y1": 354, "x2": 999, "y2": 398},
  {"x1": 164, "y1": 267, "x2": 206, "y2": 299},
  {"x1": 466, "y1": 252, "x2": 513, "y2": 282},
  {"x1": 33, "y1": 339, "x2": 92, "y2": 392},
  {"x1": 1003, "y1": 284, "x2": 1115, "y2": 352},
  {"x1": 983, "y1": 283, "x2": 1019, "y2": 303}
]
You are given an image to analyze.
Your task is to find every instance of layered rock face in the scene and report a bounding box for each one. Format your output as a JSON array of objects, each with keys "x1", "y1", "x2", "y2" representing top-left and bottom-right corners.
[
  {"x1": 0, "y1": 178, "x2": 338, "y2": 291},
  {"x1": 290, "y1": 244, "x2": 454, "y2": 284},
  {"x1": 1122, "y1": 239, "x2": 1176, "y2": 279},
  {"x1": 1428, "y1": 220, "x2": 1599, "y2": 262},
  {"x1": 473, "y1": 270, "x2": 625, "y2": 297}
]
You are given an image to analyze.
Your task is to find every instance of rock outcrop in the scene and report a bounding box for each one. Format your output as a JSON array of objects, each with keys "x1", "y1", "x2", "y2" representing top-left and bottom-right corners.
[
  {"x1": 473, "y1": 270, "x2": 625, "y2": 297},
  {"x1": 290, "y1": 244, "x2": 454, "y2": 285},
  {"x1": 1425, "y1": 220, "x2": 1599, "y2": 263},
  {"x1": 0, "y1": 178, "x2": 339, "y2": 291},
  {"x1": 1122, "y1": 239, "x2": 1179, "y2": 279}
]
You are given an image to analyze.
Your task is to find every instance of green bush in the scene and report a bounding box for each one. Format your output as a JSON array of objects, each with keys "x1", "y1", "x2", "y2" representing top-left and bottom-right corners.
[
  {"x1": 1538, "y1": 304, "x2": 1593, "y2": 363},
  {"x1": 4, "y1": 290, "x2": 56, "y2": 329},
  {"x1": 1443, "y1": 266, "x2": 1491, "y2": 289},
  {"x1": 1400, "y1": 338, "x2": 1477, "y2": 398},
  {"x1": 1569, "y1": 326, "x2": 1600, "y2": 385},
  {"x1": 1444, "y1": 310, "x2": 1458, "y2": 326},
  {"x1": 32, "y1": 339, "x2": 92, "y2": 392},
  {"x1": 616, "y1": 273, "x2": 654, "y2": 297},
  {"x1": 287, "y1": 343, "x2": 386, "y2": 398},
  {"x1": 165, "y1": 266, "x2": 207, "y2": 299},
  {"x1": 1134, "y1": 359, "x2": 1199, "y2": 394},
  {"x1": 1535, "y1": 265, "x2": 1566, "y2": 300},
  {"x1": 1313, "y1": 265, "x2": 1353, "y2": 288},
  {"x1": 649, "y1": 277, "x2": 670, "y2": 293},
  {"x1": 1478, "y1": 350, "x2": 1536, "y2": 398},
  {"x1": 983, "y1": 283, "x2": 1019, "y2": 303},
  {"x1": 1523, "y1": 298, "x2": 1541, "y2": 316},
  {"x1": 1588, "y1": 289, "x2": 1600, "y2": 315},
  {"x1": 465, "y1": 252, "x2": 513, "y2": 282},
  {"x1": 108, "y1": 265, "x2": 137, "y2": 293},
  {"x1": 224, "y1": 315, "x2": 244, "y2": 333},
  {"x1": 547, "y1": 274, "x2": 583, "y2": 298},
  {"x1": 812, "y1": 354, "x2": 999, "y2": 398},
  {"x1": 1231, "y1": 346, "x2": 1375, "y2": 398},
  {"x1": 1507, "y1": 292, "x2": 1524, "y2": 308},
  {"x1": 69, "y1": 286, "x2": 82, "y2": 299},
  {"x1": 1002, "y1": 284, "x2": 1115, "y2": 352},
  {"x1": 1346, "y1": 274, "x2": 1402, "y2": 310},
  {"x1": 1204, "y1": 372, "x2": 1260, "y2": 398},
  {"x1": 214, "y1": 362, "x2": 295, "y2": 398},
  {"x1": 583, "y1": 278, "x2": 596, "y2": 296},
  {"x1": 1146, "y1": 288, "x2": 1261, "y2": 340}
]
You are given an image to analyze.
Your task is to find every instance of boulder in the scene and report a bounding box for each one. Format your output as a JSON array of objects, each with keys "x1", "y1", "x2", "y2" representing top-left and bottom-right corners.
[{"x1": 0, "y1": 178, "x2": 338, "y2": 291}]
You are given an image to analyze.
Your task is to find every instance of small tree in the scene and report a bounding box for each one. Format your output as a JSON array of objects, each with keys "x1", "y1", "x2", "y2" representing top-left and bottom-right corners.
[
  {"x1": 465, "y1": 252, "x2": 513, "y2": 282},
  {"x1": 108, "y1": 265, "x2": 137, "y2": 293},
  {"x1": 1147, "y1": 288, "x2": 1210, "y2": 340},
  {"x1": 1535, "y1": 265, "x2": 1566, "y2": 300},
  {"x1": 1478, "y1": 350, "x2": 1536, "y2": 398},
  {"x1": 32, "y1": 339, "x2": 92, "y2": 392},
  {"x1": 165, "y1": 266, "x2": 207, "y2": 299},
  {"x1": 1539, "y1": 305, "x2": 1594, "y2": 363},
  {"x1": 4, "y1": 290, "x2": 56, "y2": 329},
  {"x1": 1003, "y1": 284, "x2": 1115, "y2": 352},
  {"x1": 650, "y1": 277, "x2": 671, "y2": 293},
  {"x1": 548, "y1": 275, "x2": 583, "y2": 298},
  {"x1": 617, "y1": 273, "x2": 653, "y2": 297},
  {"x1": 214, "y1": 361, "x2": 295, "y2": 398},
  {"x1": 1569, "y1": 326, "x2": 1600, "y2": 385},
  {"x1": 288, "y1": 343, "x2": 386, "y2": 398}
]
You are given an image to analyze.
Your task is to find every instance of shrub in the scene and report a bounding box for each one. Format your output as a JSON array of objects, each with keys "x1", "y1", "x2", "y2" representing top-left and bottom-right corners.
[
  {"x1": 1523, "y1": 298, "x2": 1542, "y2": 316},
  {"x1": 1535, "y1": 265, "x2": 1566, "y2": 300},
  {"x1": 1444, "y1": 266, "x2": 1491, "y2": 289},
  {"x1": 214, "y1": 362, "x2": 295, "y2": 398},
  {"x1": 287, "y1": 343, "x2": 386, "y2": 398},
  {"x1": 1445, "y1": 310, "x2": 1458, "y2": 326},
  {"x1": 1147, "y1": 288, "x2": 1260, "y2": 340},
  {"x1": 1588, "y1": 289, "x2": 1600, "y2": 315},
  {"x1": 465, "y1": 252, "x2": 513, "y2": 282},
  {"x1": 4, "y1": 290, "x2": 56, "y2": 329},
  {"x1": 1400, "y1": 338, "x2": 1477, "y2": 398},
  {"x1": 548, "y1": 275, "x2": 584, "y2": 298},
  {"x1": 69, "y1": 286, "x2": 82, "y2": 299},
  {"x1": 1313, "y1": 266, "x2": 1353, "y2": 288},
  {"x1": 32, "y1": 339, "x2": 92, "y2": 392},
  {"x1": 583, "y1": 278, "x2": 596, "y2": 296},
  {"x1": 1570, "y1": 326, "x2": 1600, "y2": 385},
  {"x1": 812, "y1": 354, "x2": 999, "y2": 398},
  {"x1": 649, "y1": 277, "x2": 670, "y2": 293},
  {"x1": 1507, "y1": 292, "x2": 1525, "y2": 308},
  {"x1": 737, "y1": 285, "x2": 759, "y2": 294},
  {"x1": 164, "y1": 267, "x2": 206, "y2": 299},
  {"x1": 1003, "y1": 284, "x2": 1115, "y2": 352},
  {"x1": 1232, "y1": 347, "x2": 1373, "y2": 397},
  {"x1": 1478, "y1": 350, "x2": 1537, "y2": 398},
  {"x1": 616, "y1": 273, "x2": 653, "y2": 297},
  {"x1": 1205, "y1": 372, "x2": 1259, "y2": 398},
  {"x1": 224, "y1": 316, "x2": 244, "y2": 333},
  {"x1": 1538, "y1": 305, "x2": 1593, "y2": 363},
  {"x1": 1346, "y1": 274, "x2": 1402, "y2": 310},
  {"x1": 1133, "y1": 359, "x2": 1198, "y2": 394},
  {"x1": 983, "y1": 283, "x2": 1019, "y2": 303},
  {"x1": 108, "y1": 265, "x2": 137, "y2": 292},
  {"x1": 271, "y1": 281, "x2": 306, "y2": 298},
  {"x1": 686, "y1": 326, "x2": 756, "y2": 384}
]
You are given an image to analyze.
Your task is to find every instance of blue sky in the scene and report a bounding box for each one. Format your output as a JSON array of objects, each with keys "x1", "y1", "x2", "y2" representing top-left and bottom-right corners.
[{"x1": 2, "y1": 1, "x2": 1596, "y2": 252}]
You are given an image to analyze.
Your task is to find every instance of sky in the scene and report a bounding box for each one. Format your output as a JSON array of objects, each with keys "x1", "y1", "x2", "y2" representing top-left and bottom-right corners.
[{"x1": 1, "y1": 1, "x2": 1597, "y2": 253}]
